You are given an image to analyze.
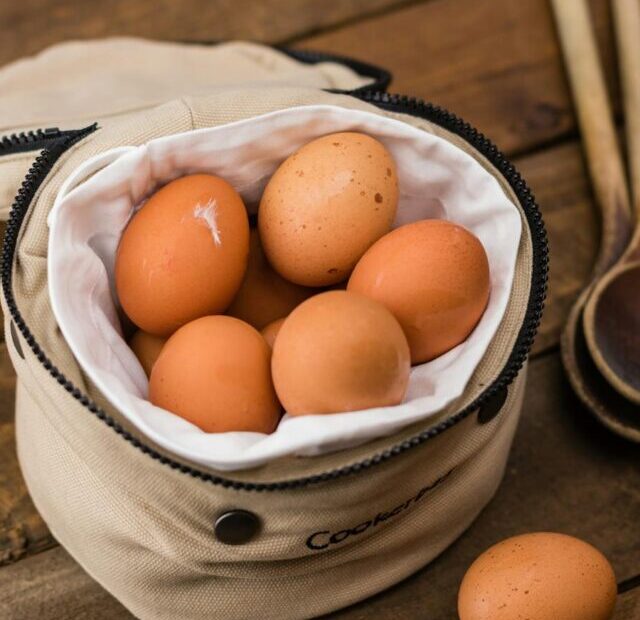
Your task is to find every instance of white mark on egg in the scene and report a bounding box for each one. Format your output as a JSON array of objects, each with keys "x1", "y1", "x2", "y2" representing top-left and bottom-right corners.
[{"x1": 193, "y1": 199, "x2": 221, "y2": 246}]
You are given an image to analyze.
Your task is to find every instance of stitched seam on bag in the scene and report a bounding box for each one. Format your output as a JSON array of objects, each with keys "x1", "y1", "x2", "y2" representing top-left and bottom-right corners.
[
  {"x1": 0, "y1": 101, "x2": 191, "y2": 136},
  {"x1": 180, "y1": 97, "x2": 196, "y2": 132}
]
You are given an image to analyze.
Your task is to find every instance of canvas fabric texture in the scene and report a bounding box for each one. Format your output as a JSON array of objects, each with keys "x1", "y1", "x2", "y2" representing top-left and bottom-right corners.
[{"x1": 1, "y1": 38, "x2": 534, "y2": 619}]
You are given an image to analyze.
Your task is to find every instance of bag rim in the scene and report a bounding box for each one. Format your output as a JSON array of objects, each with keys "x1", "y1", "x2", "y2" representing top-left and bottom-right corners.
[{"x1": 0, "y1": 91, "x2": 548, "y2": 491}]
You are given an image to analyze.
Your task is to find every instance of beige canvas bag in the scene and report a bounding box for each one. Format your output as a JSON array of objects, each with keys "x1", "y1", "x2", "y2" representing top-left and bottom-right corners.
[{"x1": 0, "y1": 39, "x2": 547, "y2": 619}]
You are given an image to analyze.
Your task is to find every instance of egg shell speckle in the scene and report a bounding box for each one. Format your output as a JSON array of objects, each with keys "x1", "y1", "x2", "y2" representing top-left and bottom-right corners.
[{"x1": 258, "y1": 132, "x2": 398, "y2": 286}]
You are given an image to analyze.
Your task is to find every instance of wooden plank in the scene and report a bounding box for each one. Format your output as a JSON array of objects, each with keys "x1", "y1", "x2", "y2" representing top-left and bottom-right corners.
[
  {"x1": 1, "y1": 353, "x2": 638, "y2": 619},
  {"x1": 0, "y1": 344, "x2": 55, "y2": 567},
  {"x1": 0, "y1": 0, "x2": 413, "y2": 68},
  {"x1": 2, "y1": 544, "x2": 637, "y2": 620},
  {"x1": 0, "y1": 545, "x2": 134, "y2": 620},
  {"x1": 615, "y1": 585, "x2": 640, "y2": 620},
  {"x1": 296, "y1": 0, "x2": 618, "y2": 156}
]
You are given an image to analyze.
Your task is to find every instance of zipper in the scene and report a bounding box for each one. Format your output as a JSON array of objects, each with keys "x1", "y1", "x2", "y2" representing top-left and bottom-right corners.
[
  {"x1": 0, "y1": 97, "x2": 548, "y2": 492},
  {"x1": 0, "y1": 127, "x2": 82, "y2": 155}
]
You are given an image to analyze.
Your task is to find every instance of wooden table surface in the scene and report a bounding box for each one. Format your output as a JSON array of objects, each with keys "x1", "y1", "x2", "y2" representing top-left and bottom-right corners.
[{"x1": 1, "y1": 1, "x2": 639, "y2": 618}]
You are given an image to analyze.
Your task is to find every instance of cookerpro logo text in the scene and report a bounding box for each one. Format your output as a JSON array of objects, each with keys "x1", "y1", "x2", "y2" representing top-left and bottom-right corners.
[{"x1": 305, "y1": 470, "x2": 452, "y2": 551}]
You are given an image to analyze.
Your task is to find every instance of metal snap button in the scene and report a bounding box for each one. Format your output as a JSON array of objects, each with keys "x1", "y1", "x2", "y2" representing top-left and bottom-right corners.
[
  {"x1": 477, "y1": 386, "x2": 508, "y2": 424},
  {"x1": 214, "y1": 510, "x2": 260, "y2": 545},
  {"x1": 10, "y1": 322, "x2": 24, "y2": 359}
]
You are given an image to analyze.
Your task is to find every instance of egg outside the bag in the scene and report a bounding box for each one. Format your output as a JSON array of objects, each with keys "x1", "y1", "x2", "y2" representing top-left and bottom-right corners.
[
  {"x1": 348, "y1": 219, "x2": 490, "y2": 364},
  {"x1": 227, "y1": 229, "x2": 316, "y2": 329},
  {"x1": 272, "y1": 290, "x2": 411, "y2": 415},
  {"x1": 458, "y1": 532, "x2": 617, "y2": 620},
  {"x1": 258, "y1": 132, "x2": 399, "y2": 287},
  {"x1": 149, "y1": 315, "x2": 280, "y2": 433},
  {"x1": 115, "y1": 174, "x2": 250, "y2": 336}
]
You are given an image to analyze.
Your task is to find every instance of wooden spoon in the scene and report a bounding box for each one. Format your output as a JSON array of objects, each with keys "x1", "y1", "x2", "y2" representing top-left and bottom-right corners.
[
  {"x1": 583, "y1": 0, "x2": 640, "y2": 405},
  {"x1": 551, "y1": 0, "x2": 640, "y2": 440}
]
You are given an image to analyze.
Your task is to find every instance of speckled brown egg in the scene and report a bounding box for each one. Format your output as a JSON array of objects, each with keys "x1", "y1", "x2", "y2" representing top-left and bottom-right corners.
[
  {"x1": 115, "y1": 174, "x2": 249, "y2": 336},
  {"x1": 272, "y1": 290, "x2": 410, "y2": 415},
  {"x1": 259, "y1": 132, "x2": 398, "y2": 286},
  {"x1": 149, "y1": 315, "x2": 280, "y2": 433},
  {"x1": 348, "y1": 219, "x2": 490, "y2": 364},
  {"x1": 227, "y1": 229, "x2": 316, "y2": 329},
  {"x1": 129, "y1": 330, "x2": 166, "y2": 378},
  {"x1": 261, "y1": 317, "x2": 285, "y2": 349},
  {"x1": 458, "y1": 532, "x2": 617, "y2": 620}
]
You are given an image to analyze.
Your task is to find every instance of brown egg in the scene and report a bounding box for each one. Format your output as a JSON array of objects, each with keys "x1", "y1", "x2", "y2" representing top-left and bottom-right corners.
[
  {"x1": 261, "y1": 317, "x2": 285, "y2": 349},
  {"x1": 348, "y1": 220, "x2": 490, "y2": 364},
  {"x1": 115, "y1": 174, "x2": 249, "y2": 336},
  {"x1": 149, "y1": 316, "x2": 280, "y2": 433},
  {"x1": 259, "y1": 132, "x2": 398, "y2": 286},
  {"x1": 129, "y1": 330, "x2": 166, "y2": 378},
  {"x1": 458, "y1": 532, "x2": 617, "y2": 620},
  {"x1": 227, "y1": 229, "x2": 315, "y2": 329},
  {"x1": 272, "y1": 291, "x2": 410, "y2": 415}
]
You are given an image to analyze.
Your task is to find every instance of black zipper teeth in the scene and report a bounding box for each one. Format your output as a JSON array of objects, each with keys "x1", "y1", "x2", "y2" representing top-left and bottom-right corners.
[
  {"x1": 0, "y1": 127, "x2": 79, "y2": 155},
  {"x1": 1, "y1": 97, "x2": 548, "y2": 492}
]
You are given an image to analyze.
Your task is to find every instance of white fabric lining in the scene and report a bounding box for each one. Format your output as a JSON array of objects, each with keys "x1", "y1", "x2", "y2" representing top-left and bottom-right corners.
[{"x1": 48, "y1": 105, "x2": 521, "y2": 471}]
